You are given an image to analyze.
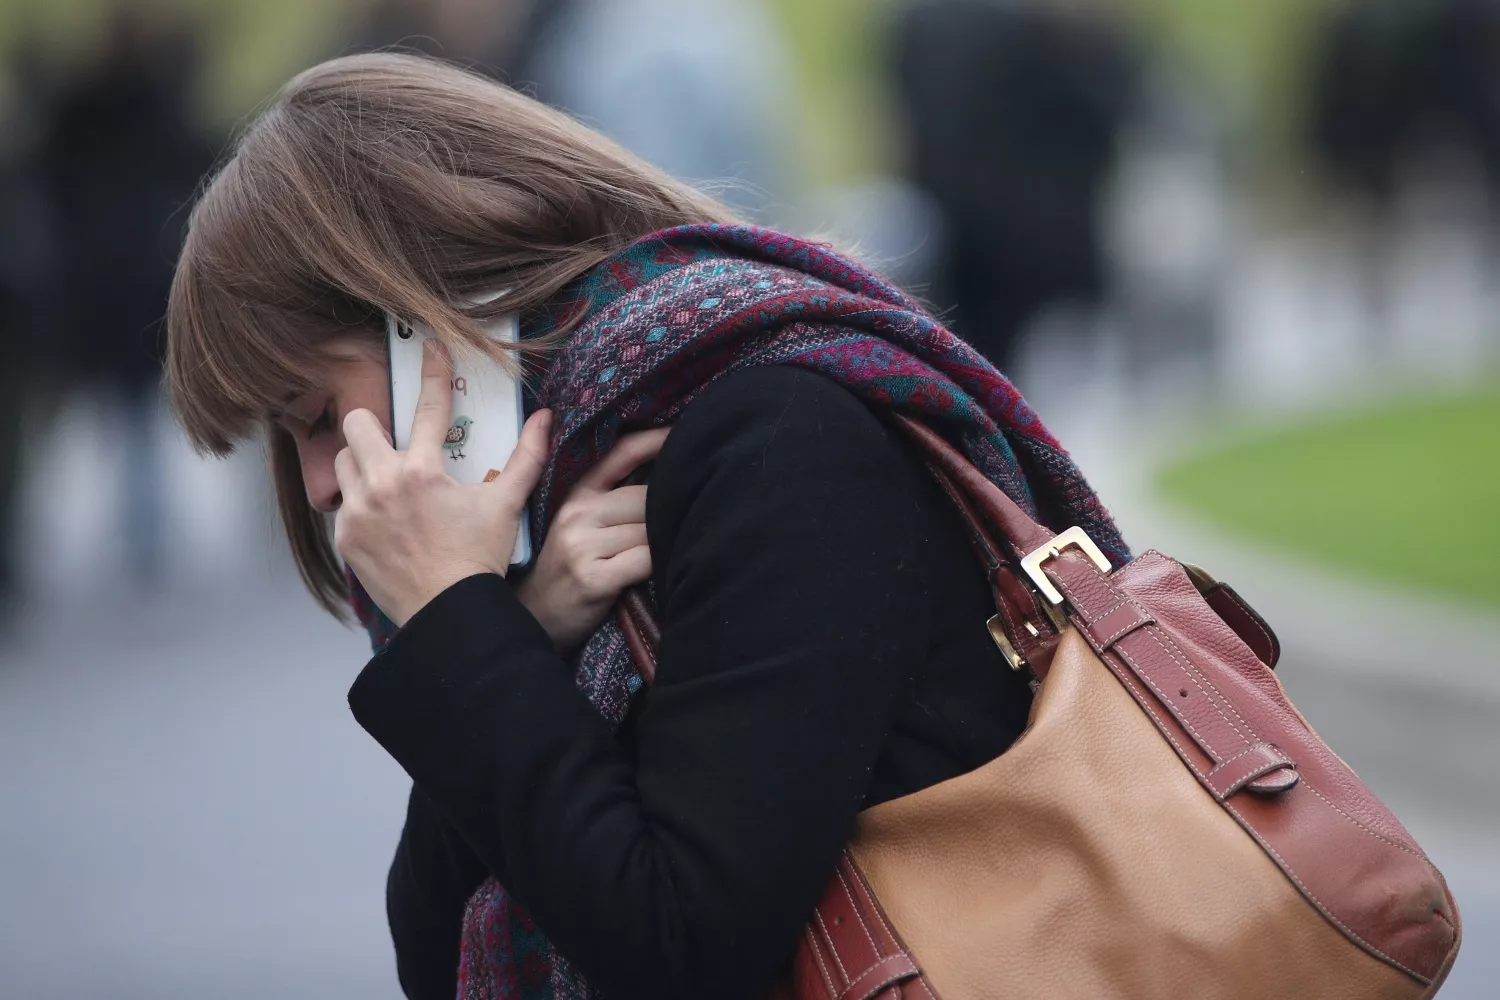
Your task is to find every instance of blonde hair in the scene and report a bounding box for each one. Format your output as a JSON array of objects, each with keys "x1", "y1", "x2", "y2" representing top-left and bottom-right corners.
[{"x1": 167, "y1": 52, "x2": 740, "y2": 616}]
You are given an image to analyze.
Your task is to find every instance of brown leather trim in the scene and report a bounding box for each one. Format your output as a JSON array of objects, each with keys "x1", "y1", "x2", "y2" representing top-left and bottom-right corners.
[
  {"x1": 616, "y1": 413, "x2": 1461, "y2": 997},
  {"x1": 838, "y1": 954, "x2": 919, "y2": 1000},
  {"x1": 1047, "y1": 550, "x2": 1458, "y2": 982},
  {"x1": 615, "y1": 594, "x2": 657, "y2": 685},
  {"x1": 1202, "y1": 581, "x2": 1281, "y2": 668},
  {"x1": 850, "y1": 630, "x2": 1431, "y2": 1000},
  {"x1": 787, "y1": 854, "x2": 938, "y2": 1000},
  {"x1": 891, "y1": 416, "x2": 1052, "y2": 556},
  {"x1": 1205, "y1": 742, "x2": 1298, "y2": 800},
  {"x1": 918, "y1": 453, "x2": 1060, "y2": 666}
]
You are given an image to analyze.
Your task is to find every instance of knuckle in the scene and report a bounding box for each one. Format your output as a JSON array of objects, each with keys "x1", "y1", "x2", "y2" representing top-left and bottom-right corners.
[
  {"x1": 364, "y1": 471, "x2": 396, "y2": 505},
  {"x1": 577, "y1": 564, "x2": 614, "y2": 598},
  {"x1": 558, "y1": 532, "x2": 588, "y2": 567},
  {"x1": 397, "y1": 461, "x2": 430, "y2": 488}
]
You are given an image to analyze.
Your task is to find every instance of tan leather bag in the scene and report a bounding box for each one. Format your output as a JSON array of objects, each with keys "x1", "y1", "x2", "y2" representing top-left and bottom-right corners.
[{"x1": 618, "y1": 414, "x2": 1462, "y2": 999}]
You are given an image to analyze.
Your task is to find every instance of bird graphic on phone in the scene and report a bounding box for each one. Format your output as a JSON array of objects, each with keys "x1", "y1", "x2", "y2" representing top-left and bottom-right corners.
[{"x1": 385, "y1": 302, "x2": 532, "y2": 567}]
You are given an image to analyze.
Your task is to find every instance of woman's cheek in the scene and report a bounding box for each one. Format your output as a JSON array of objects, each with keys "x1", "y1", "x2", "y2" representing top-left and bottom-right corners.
[{"x1": 301, "y1": 435, "x2": 347, "y2": 513}]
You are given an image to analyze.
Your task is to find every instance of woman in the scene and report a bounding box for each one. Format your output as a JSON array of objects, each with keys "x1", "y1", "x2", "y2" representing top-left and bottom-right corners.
[{"x1": 166, "y1": 54, "x2": 1124, "y2": 1000}]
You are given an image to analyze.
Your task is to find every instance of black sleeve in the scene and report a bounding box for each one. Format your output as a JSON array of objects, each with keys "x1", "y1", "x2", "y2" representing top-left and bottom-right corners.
[
  {"x1": 385, "y1": 786, "x2": 489, "y2": 1000},
  {"x1": 349, "y1": 366, "x2": 936, "y2": 1000}
]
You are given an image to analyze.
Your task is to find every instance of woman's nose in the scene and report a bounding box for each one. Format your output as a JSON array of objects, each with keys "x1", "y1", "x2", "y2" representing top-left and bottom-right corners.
[{"x1": 301, "y1": 443, "x2": 343, "y2": 513}]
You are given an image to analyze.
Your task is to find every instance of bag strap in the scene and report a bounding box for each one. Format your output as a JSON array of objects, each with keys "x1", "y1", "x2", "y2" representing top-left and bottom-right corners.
[{"x1": 615, "y1": 413, "x2": 1084, "y2": 685}]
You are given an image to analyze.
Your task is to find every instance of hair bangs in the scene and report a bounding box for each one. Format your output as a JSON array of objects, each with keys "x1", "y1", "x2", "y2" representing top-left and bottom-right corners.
[
  {"x1": 167, "y1": 152, "x2": 384, "y2": 456},
  {"x1": 164, "y1": 52, "x2": 745, "y2": 618}
]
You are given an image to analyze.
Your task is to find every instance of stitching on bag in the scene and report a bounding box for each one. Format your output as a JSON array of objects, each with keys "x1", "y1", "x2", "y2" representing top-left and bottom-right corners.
[
  {"x1": 840, "y1": 955, "x2": 909, "y2": 997},
  {"x1": 1080, "y1": 594, "x2": 1132, "y2": 625},
  {"x1": 861, "y1": 968, "x2": 918, "y2": 999},
  {"x1": 906, "y1": 965, "x2": 939, "y2": 1000},
  {"x1": 1217, "y1": 586, "x2": 1278, "y2": 660},
  {"x1": 835, "y1": 866, "x2": 884, "y2": 959},
  {"x1": 625, "y1": 608, "x2": 658, "y2": 675},
  {"x1": 1208, "y1": 753, "x2": 1294, "y2": 800},
  {"x1": 842, "y1": 957, "x2": 889, "y2": 991},
  {"x1": 1112, "y1": 640, "x2": 1225, "y2": 763},
  {"x1": 1095, "y1": 602, "x2": 1150, "y2": 648},
  {"x1": 1110, "y1": 651, "x2": 1428, "y2": 983},
  {"x1": 1108, "y1": 659, "x2": 1203, "y2": 778},
  {"x1": 1050, "y1": 570, "x2": 1114, "y2": 622},
  {"x1": 1205, "y1": 744, "x2": 1293, "y2": 796},
  {"x1": 1223, "y1": 799, "x2": 1430, "y2": 984},
  {"x1": 1141, "y1": 611, "x2": 1260, "y2": 743},
  {"x1": 1049, "y1": 571, "x2": 1153, "y2": 650},
  {"x1": 857, "y1": 865, "x2": 902, "y2": 943},
  {"x1": 1142, "y1": 625, "x2": 1256, "y2": 745},
  {"x1": 813, "y1": 907, "x2": 851, "y2": 983},
  {"x1": 1209, "y1": 742, "x2": 1291, "y2": 779},
  {"x1": 804, "y1": 924, "x2": 838, "y2": 996},
  {"x1": 851, "y1": 864, "x2": 940, "y2": 1000},
  {"x1": 1212, "y1": 742, "x2": 1271, "y2": 771},
  {"x1": 1302, "y1": 782, "x2": 1427, "y2": 861},
  {"x1": 1052, "y1": 559, "x2": 1258, "y2": 749}
]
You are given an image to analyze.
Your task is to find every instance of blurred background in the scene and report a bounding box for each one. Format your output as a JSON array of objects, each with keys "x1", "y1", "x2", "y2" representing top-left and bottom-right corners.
[{"x1": 0, "y1": 0, "x2": 1496, "y2": 995}]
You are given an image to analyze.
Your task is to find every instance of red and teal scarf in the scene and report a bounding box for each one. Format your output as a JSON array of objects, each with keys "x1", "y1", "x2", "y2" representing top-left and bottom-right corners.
[{"x1": 351, "y1": 224, "x2": 1125, "y2": 998}]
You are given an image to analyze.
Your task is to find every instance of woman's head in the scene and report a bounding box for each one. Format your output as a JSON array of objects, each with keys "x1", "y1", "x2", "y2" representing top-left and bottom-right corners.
[{"x1": 167, "y1": 52, "x2": 739, "y2": 616}]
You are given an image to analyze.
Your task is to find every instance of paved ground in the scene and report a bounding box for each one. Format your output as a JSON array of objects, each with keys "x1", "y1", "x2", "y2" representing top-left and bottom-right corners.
[
  {"x1": 0, "y1": 579, "x2": 405, "y2": 999},
  {"x1": 1, "y1": 367, "x2": 1495, "y2": 997}
]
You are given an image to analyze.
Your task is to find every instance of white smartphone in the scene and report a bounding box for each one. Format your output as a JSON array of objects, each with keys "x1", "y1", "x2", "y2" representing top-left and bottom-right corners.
[{"x1": 386, "y1": 305, "x2": 532, "y2": 567}]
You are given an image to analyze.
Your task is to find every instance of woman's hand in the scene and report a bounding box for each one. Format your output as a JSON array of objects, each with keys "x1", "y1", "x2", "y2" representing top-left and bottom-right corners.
[
  {"x1": 515, "y1": 428, "x2": 669, "y2": 652},
  {"x1": 334, "y1": 339, "x2": 553, "y2": 627}
]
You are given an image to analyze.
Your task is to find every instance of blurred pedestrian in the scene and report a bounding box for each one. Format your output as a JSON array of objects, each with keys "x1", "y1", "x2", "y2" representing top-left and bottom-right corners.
[
  {"x1": 162, "y1": 54, "x2": 1121, "y2": 1000},
  {"x1": 522, "y1": 0, "x2": 791, "y2": 216},
  {"x1": 0, "y1": 50, "x2": 59, "y2": 616},
  {"x1": 347, "y1": 0, "x2": 791, "y2": 217},
  {"x1": 33, "y1": 4, "x2": 216, "y2": 586},
  {"x1": 347, "y1": 0, "x2": 541, "y2": 72},
  {"x1": 888, "y1": 0, "x2": 1137, "y2": 375},
  {"x1": 1310, "y1": 0, "x2": 1500, "y2": 204}
]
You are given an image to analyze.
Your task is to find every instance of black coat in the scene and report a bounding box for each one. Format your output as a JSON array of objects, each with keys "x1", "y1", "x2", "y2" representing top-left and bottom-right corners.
[{"x1": 350, "y1": 366, "x2": 1034, "y2": 999}]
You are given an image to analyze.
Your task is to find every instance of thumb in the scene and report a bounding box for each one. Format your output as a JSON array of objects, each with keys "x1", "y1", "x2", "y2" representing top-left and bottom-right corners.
[{"x1": 489, "y1": 409, "x2": 553, "y2": 506}]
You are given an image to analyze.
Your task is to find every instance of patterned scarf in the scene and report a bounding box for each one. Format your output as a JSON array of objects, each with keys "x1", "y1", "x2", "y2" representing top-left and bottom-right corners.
[{"x1": 350, "y1": 224, "x2": 1126, "y2": 998}]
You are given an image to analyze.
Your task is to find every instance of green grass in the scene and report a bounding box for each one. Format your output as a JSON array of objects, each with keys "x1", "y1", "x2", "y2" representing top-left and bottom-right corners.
[{"x1": 1158, "y1": 385, "x2": 1500, "y2": 608}]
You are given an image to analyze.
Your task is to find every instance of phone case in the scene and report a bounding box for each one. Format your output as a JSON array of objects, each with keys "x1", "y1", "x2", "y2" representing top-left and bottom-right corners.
[{"x1": 386, "y1": 310, "x2": 532, "y2": 567}]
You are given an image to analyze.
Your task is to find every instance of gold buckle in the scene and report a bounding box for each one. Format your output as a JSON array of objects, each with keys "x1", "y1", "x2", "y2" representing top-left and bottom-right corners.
[
  {"x1": 1020, "y1": 526, "x2": 1112, "y2": 605},
  {"x1": 986, "y1": 615, "x2": 1027, "y2": 671}
]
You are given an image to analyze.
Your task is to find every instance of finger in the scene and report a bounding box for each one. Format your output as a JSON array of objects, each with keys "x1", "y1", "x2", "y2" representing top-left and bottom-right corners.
[
  {"x1": 342, "y1": 408, "x2": 392, "y2": 465},
  {"x1": 409, "y1": 338, "x2": 455, "y2": 456},
  {"x1": 586, "y1": 484, "x2": 648, "y2": 528},
  {"x1": 333, "y1": 446, "x2": 361, "y2": 498},
  {"x1": 599, "y1": 544, "x2": 652, "y2": 588},
  {"x1": 576, "y1": 427, "x2": 670, "y2": 494},
  {"x1": 586, "y1": 522, "x2": 649, "y2": 560},
  {"x1": 489, "y1": 409, "x2": 553, "y2": 504}
]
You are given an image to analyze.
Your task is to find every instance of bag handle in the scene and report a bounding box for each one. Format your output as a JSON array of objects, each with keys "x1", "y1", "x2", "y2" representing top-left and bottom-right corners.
[{"x1": 888, "y1": 415, "x2": 1056, "y2": 559}]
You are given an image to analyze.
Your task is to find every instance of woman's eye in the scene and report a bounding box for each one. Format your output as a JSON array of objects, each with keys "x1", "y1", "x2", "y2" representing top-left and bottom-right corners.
[{"x1": 308, "y1": 407, "x2": 334, "y2": 437}]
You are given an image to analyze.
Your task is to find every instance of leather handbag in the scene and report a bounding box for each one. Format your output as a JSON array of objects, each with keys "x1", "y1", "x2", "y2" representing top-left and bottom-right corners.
[{"x1": 617, "y1": 414, "x2": 1462, "y2": 999}]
